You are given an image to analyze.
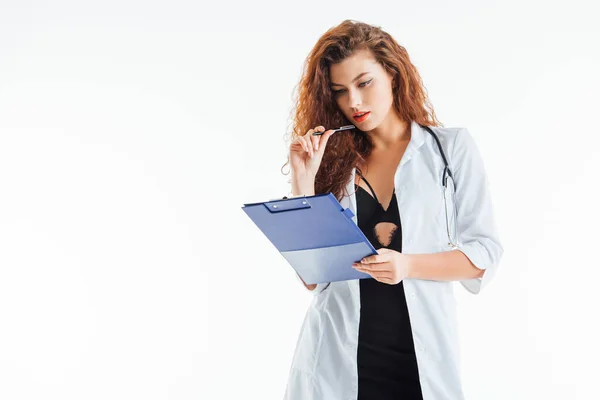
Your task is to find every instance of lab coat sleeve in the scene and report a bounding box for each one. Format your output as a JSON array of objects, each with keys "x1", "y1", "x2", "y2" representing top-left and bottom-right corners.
[
  {"x1": 451, "y1": 128, "x2": 504, "y2": 294},
  {"x1": 295, "y1": 272, "x2": 330, "y2": 295},
  {"x1": 311, "y1": 282, "x2": 331, "y2": 295}
]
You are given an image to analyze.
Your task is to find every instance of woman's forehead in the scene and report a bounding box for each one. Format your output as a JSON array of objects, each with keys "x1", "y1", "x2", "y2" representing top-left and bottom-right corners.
[{"x1": 330, "y1": 54, "x2": 381, "y2": 83}]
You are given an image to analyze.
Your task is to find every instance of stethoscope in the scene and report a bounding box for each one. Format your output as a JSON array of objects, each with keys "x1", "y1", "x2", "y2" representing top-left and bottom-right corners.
[{"x1": 420, "y1": 125, "x2": 460, "y2": 250}]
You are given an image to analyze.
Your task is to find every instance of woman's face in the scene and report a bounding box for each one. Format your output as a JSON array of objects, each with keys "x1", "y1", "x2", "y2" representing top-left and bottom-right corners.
[{"x1": 329, "y1": 48, "x2": 395, "y2": 131}]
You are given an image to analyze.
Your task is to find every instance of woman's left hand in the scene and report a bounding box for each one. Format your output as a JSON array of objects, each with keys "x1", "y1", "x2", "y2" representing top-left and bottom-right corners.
[{"x1": 352, "y1": 248, "x2": 412, "y2": 285}]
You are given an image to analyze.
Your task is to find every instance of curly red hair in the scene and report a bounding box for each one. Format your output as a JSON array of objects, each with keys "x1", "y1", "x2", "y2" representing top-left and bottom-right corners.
[{"x1": 282, "y1": 19, "x2": 442, "y2": 201}]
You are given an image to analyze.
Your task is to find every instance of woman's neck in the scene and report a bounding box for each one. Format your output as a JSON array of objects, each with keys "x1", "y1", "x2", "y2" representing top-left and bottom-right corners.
[{"x1": 367, "y1": 115, "x2": 411, "y2": 150}]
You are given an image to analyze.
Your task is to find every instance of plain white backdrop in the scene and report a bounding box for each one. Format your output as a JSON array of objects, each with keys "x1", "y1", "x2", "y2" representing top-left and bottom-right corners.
[{"x1": 1, "y1": 1, "x2": 599, "y2": 399}]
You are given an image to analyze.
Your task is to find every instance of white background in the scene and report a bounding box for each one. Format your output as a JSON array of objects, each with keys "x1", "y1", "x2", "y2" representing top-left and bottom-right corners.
[{"x1": 1, "y1": 1, "x2": 599, "y2": 399}]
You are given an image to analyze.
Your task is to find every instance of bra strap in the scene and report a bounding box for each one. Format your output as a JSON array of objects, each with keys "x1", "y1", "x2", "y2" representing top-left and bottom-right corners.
[{"x1": 357, "y1": 173, "x2": 381, "y2": 205}]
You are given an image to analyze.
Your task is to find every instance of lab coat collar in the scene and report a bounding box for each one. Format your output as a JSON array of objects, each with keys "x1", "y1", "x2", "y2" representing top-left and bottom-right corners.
[{"x1": 400, "y1": 120, "x2": 426, "y2": 167}]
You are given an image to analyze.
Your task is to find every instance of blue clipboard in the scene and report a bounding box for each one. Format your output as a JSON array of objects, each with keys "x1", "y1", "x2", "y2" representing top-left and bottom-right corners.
[{"x1": 241, "y1": 193, "x2": 376, "y2": 284}]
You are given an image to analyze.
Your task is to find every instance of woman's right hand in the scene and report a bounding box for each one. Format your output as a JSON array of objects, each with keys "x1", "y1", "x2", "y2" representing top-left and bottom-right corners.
[{"x1": 289, "y1": 125, "x2": 336, "y2": 183}]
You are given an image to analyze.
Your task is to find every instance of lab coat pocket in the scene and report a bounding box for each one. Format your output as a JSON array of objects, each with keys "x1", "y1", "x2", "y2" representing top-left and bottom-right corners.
[{"x1": 408, "y1": 178, "x2": 446, "y2": 250}]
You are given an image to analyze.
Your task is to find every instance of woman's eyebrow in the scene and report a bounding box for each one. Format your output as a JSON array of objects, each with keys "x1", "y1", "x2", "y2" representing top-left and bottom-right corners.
[{"x1": 330, "y1": 72, "x2": 370, "y2": 87}]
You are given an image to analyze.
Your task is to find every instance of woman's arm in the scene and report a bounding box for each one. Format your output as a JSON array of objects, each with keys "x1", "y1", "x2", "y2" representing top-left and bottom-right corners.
[
  {"x1": 440, "y1": 127, "x2": 504, "y2": 293},
  {"x1": 406, "y1": 250, "x2": 485, "y2": 281}
]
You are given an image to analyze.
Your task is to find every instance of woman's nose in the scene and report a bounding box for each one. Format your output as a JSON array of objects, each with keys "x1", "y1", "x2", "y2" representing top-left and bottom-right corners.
[{"x1": 348, "y1": 91, "x2": 362, "y2": 110}]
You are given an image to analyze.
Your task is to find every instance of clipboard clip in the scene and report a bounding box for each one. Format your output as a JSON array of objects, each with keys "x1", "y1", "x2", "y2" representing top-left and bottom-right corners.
[
  {"x1": 268, "y1": 194, "x2": 308, "y2": 201},
  {"x1": 264, "y1": 196, "x2": 312, "y2": 213}
]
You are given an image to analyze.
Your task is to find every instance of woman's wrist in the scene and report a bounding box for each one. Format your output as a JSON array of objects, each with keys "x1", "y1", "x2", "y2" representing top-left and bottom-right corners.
[{"x1": 291, "y1": 177, "x2": 315, "y2": 196}]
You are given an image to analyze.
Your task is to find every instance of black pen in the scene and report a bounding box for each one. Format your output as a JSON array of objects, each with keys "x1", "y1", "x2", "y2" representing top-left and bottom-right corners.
[{"x1": 312, "y1": 125, "x2": 356, "y2": 136}]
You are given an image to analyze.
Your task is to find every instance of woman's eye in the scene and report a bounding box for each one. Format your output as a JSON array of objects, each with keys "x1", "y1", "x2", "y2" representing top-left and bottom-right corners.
[{"x1": 332, "y1": 79, "x2": 372, "y2": 96}]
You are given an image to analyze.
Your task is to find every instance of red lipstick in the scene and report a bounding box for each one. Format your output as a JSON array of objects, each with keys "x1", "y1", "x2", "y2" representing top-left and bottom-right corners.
[{"x1": 353, "y1": 111, "x2": 370, "y2": 122}]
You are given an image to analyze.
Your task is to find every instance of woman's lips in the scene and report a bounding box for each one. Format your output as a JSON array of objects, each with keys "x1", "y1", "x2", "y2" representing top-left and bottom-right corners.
[{"x1": 353, "y1": 112, "x2": 370, "y2": 122}]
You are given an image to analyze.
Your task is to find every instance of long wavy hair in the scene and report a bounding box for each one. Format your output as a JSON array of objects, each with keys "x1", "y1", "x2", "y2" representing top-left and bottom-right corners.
[{"x1": 281, "y1": 19, "x2": 442, "y2": 202}]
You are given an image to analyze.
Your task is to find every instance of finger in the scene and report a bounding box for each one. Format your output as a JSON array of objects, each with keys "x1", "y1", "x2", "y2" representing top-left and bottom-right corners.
[
  {"x1": 310, "y1": 134, "x2": 319, "y2": 152},
  {"x1": 353, "y1": 261, "x2": 392, "y2": 272},
  {"x1": 371, "y1": 270, "x2": 394, "y2": 280},
  {"x1": 291, "y1": 137, "x2": 306, "y2": 152},
  {"x1": 294, "y1": 137, "x2": 307, "y2": 153},
  {"x1": 310, "y1": 127, "x2": 323, "y2": 151},
  {"x1": 319, "y1": 129, "x2": 336, "y2": 151},
  {"x1": 375, "y1": 277, "x2": 395, "y2": 285},
  {"x1": 360, "y1": 268, "x2": 395, "y2": 282},
  {"x1": 311, "y1": 126, "x2": 325, "y2": 136},
  {"x1": 356, "y1": 267, "x2": 394, "y2": 281},
  {"x1": 359, "y1": 255, "x2": 376, "y2": 264},
  {"x1": 304, "y1": 127, "x2": 317, "y2": 138},
  {"x1": 360, "y1": 248, "x2": 394, "y2": 264},
  {"x1": 303, "y1": 136, "x2": 314, "y2": 157},
  {"x1": 298, "y1": 136, "x2": 312, "y2": 157}
]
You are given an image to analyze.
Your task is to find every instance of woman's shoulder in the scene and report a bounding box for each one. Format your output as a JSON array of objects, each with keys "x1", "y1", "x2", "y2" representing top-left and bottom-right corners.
[
  {"x1": 423, "y1": 125, "x2": 477, "y2": 156},
  {"x1": 424, "y1": 125, "x2": 464, "y2": 141}
]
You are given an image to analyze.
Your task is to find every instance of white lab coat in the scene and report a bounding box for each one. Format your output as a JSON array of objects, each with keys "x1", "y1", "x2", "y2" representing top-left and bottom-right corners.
[{"x1": 283, "y1": 120, "x2": 504, "y2": 399}]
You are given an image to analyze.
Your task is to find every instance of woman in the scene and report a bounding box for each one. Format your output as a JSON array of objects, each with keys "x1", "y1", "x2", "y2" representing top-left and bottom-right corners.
[{"x1": 282, "y1": 20, "x2": 503, "y2": 399}]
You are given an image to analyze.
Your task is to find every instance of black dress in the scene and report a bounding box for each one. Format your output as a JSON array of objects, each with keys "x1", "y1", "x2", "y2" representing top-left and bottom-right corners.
[{"x1": 355, "y1": 175, "x2": 424, "y2": 399}]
